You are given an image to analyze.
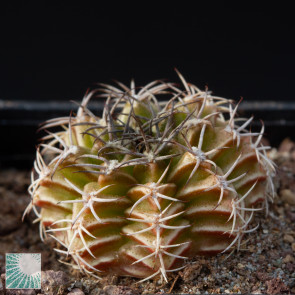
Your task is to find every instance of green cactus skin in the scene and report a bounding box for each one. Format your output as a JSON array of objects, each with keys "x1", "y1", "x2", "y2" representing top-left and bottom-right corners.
[{"x1": 24, "y1": 72, "x2": 275, "y2": 283}]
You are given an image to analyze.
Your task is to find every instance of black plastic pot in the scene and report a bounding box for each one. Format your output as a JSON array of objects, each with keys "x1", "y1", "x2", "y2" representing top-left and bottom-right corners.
[{"x1": 0, "y1": 100, "x2": 294, "y2": 168}]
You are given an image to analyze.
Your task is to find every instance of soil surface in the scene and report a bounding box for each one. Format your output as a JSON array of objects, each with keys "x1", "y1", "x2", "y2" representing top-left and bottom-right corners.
[{"x1": 1, "y1": 139, "x2": 295, "y2": 295}]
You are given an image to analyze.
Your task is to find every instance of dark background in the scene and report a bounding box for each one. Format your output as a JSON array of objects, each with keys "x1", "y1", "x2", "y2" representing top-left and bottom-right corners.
[
  {"x1": 1, "y1": 3, "x2": 294, "y2": 101},
  {"x1": 0, "y1": 3, "x2": 294, "y2": 167}
]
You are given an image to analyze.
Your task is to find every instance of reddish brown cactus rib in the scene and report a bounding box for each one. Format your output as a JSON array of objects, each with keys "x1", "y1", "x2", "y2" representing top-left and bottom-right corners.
[{"x1": 24, "y1": 72, "x2": 275, "y2": 283}]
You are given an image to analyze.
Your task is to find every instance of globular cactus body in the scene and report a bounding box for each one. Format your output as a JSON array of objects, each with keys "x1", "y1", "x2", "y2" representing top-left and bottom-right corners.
[{"x1": 25, "y1": 73, "x2": 275, "y2": 282}]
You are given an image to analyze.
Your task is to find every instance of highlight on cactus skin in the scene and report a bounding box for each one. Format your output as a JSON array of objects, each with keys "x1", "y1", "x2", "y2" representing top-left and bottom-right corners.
[{"x1": 24, "y1": 71, "x2": 276, "y2": 283}]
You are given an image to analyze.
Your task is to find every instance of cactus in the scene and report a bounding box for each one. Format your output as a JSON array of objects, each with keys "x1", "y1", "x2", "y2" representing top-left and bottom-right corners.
[{"x1": 24, "y1": 72, "x2": 275, "y2": 282}]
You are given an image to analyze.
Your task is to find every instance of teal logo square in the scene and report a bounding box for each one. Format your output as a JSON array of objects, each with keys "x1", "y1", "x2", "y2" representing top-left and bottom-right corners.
[{"x1": 5, "y1": 253, "x2": 41, "y2": 289}]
